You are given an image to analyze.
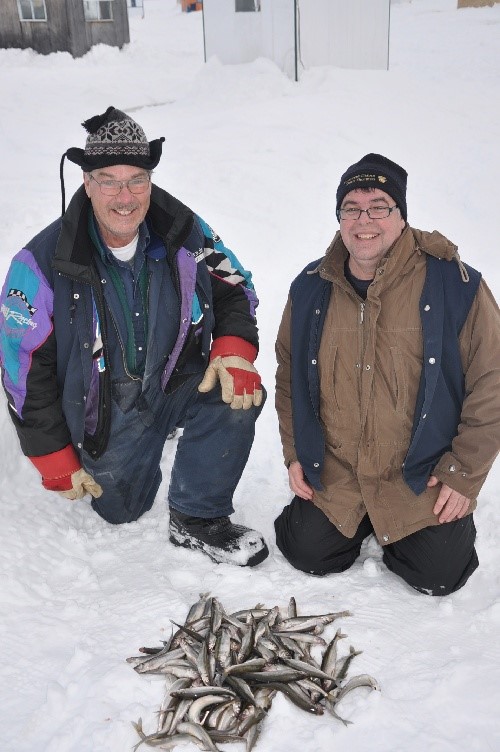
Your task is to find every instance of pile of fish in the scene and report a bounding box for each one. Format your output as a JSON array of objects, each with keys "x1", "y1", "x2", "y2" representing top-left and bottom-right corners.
[{"x1": 128, "y1": 594, "x2": 379, "y2": 750}]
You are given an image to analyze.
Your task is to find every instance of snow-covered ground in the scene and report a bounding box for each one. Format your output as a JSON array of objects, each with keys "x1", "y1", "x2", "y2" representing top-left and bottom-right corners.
[{"x1": 1, "y1": 1, "x2": 499, "y2": 750}]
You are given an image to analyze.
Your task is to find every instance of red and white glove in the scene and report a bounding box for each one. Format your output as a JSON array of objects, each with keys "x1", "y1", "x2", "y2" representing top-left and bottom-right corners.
[
  {"x1": 29, "y1": 444, "x2": 103, "y2": 500},
  {"x1": 198, "y1": 336, "x2": 263, "y2": 410}
]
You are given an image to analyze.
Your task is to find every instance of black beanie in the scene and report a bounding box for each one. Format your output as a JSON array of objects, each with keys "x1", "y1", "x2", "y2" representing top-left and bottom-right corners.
[
  {"x1": 64, "y1": 106, "x2": 164, "y2": 172},
  {"x1": 336, "y1": 153, "x2": 408, "y2": 221}
]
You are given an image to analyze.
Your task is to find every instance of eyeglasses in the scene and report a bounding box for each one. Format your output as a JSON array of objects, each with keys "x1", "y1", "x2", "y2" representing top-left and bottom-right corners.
[
  {"x1": 337, "y1": 205, "x2": 399, "y2": 221},
  {"x1": 88, "y1": 173, "x2": 152, "y2": 196}
]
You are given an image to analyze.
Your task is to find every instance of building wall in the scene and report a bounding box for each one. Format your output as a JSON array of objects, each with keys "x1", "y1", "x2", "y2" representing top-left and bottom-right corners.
[
  {"x1": 298, "y1": 0, "x2": 390, "y2": 71},
  {"x1": 0, "y1": 0, "x2": 129, "y2": 57},
  {"x1": 457, "y1": 1, "x2": 499, "y2": 7},
  {"x1": 84, "y1": 0, "x2": 130, "y2": 53},
  {"x1": 0, "y1": 0, "x2": 71, "y2": 55},
  {"x1": 67, "y1": 0, "x2": 90, "y2": 57},
  {"x1": 202, "y1": 0, "x2": 390, "y2": 80},
  {"x1": 203, "y1": 0, "x2": 296, "y2": 79}
]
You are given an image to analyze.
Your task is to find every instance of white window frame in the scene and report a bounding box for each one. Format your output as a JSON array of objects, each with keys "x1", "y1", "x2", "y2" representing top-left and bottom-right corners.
[
  {"x1": 17, "y1": 0, "x2": 48, "y2": 22},
  {"x1": 83, "y1": 0, "x2": 115, "y2": 22}
]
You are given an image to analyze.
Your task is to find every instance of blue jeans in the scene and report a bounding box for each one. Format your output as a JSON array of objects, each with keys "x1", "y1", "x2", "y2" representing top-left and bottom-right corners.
[{"x1": 84, "y1": 375, "x2": 265, "y2": 524}]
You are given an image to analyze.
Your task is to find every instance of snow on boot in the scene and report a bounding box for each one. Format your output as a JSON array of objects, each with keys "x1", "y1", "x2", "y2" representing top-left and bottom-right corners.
[{"x1": 169, "y1": 508, "x2": 269, "y2": 567}]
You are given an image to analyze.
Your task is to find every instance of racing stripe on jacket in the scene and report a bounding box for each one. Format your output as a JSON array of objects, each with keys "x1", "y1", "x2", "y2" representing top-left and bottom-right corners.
[{"x1": 196, "y1": 215, "x2": 258, "y2": 318}]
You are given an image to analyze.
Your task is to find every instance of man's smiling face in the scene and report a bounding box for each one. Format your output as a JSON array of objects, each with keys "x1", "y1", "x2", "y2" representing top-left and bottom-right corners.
[
  {"x1": 84, "y1": 165, "x2": 151, "y2": 248},
  {"x1": 339, "y1": 188, "x2": 405, "y2": 280}
]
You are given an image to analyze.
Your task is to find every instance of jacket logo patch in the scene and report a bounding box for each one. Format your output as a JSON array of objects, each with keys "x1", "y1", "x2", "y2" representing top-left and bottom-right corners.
[
  {"x1": 7, "y1": 289, "x2": 37, "y2": 316},
  {"x1": 1, "y1": 289, "x2": 38, "y2": 331}
]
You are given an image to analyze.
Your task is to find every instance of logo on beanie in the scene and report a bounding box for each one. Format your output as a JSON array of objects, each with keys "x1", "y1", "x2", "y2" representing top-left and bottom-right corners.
[
  {"x1": 344, "y1": 172, "x2": 375, "y2": 186},
  {"x1": 344, "y1": 172, "x2": 389, "y2": 187}
]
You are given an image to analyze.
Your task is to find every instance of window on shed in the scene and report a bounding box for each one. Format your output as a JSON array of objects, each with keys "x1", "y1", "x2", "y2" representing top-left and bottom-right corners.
[
  {"x1": 17, "y1": 0, "x2": 48, "y2": 21},
  {"x1": 83, "y1": 0, "x2": 114, "y2": 21},
  {"x1": 235, "y1": 1, "x2": 261, "y2": 11}
]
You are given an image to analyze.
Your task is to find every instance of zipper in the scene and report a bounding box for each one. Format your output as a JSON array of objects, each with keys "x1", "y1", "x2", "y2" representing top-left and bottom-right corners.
[
  {"x1": 106, "y1": 301, "x2": 141, "y2": 381},
  {"x1": 357, "y1": 301, "x2": 367, "y2": 408},
  {"x1": 360, "y1": 301, "x2": 368, "y2": 363}
]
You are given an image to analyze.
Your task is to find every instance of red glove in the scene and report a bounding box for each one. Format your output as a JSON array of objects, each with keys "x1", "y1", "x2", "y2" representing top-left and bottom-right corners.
[
  {"x1": 198, "y1": 336, "x2": 263, "y2": 410},
  {"x1": 29, "y1": 445, "x2": 103, "y2": 499}
]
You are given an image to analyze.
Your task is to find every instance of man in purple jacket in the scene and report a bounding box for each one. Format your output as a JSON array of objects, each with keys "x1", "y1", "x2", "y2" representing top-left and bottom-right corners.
[{"x1": 0, "y1": 106, "x2": 268, "y2": 567}]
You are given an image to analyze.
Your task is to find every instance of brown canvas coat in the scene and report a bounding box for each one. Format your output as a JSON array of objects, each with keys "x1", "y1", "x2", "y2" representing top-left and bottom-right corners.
[{"x1": 275, "y1": 225, "x2": 500, "y2": 544}]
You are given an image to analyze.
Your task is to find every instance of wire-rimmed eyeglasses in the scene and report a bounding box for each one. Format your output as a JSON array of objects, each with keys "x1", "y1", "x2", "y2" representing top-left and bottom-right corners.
[
  {"x1": 88, "y1": 172, "x2": 152, "y2": 196},
  {"x1": 337, "y1": 205, "x2": 399, "y2": 221}
]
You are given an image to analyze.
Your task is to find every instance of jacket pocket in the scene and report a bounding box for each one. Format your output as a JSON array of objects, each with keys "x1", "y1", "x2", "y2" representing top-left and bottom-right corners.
[
  {"x1": 330, "y1": 344, "x2": 342, "y2": 412},
  {"x1": 320, "y1": 343, "x2": 341, "y2": 412},
  {"x1": 390, "y1": 346, "x2": 407, "y2": 414},
  {"x1": 112, "y1": 378, "x2": 142, "y2": 414}
]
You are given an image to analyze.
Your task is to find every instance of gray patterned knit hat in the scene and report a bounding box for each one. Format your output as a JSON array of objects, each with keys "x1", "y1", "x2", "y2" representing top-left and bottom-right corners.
[{"x1": 65, "y1": 106, "x2": 164, "y2": 171}]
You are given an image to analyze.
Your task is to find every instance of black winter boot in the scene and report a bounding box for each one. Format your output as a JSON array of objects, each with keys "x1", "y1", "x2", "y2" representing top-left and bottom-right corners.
[{"x1": 169, "y1": 508, "x2": 269, "y2": 567}]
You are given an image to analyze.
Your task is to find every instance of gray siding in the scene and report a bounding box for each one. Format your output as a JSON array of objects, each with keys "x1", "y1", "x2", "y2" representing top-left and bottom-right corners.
[
  {"x1": 66, "y1": 0, "x2": 90, "y2": 57},
  {"x1": 0, "y1": 0, "x2": 130, "y2": 57},
  {"x1": 84, "y1": 0, "x2": 130, "y2": 51}
]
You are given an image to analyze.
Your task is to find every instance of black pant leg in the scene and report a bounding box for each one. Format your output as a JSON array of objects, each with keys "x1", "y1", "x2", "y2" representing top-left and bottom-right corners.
[
  {"x1": 382, "y1": 516, "x2": 478, "y2": 596},
  {"x1": 274, "y1": 496, "x2": 373, "y2": 576}
]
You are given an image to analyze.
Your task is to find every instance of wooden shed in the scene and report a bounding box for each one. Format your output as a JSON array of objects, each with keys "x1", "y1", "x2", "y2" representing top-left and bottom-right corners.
[{"x1": 0, "y1": 0, "x2": 130, "y2": 58}]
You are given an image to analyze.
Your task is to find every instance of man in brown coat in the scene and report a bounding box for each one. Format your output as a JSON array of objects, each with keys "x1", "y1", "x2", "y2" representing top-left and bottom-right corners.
[{"x1": 274, "y1": 153, "x2": 500, "y2": 595}]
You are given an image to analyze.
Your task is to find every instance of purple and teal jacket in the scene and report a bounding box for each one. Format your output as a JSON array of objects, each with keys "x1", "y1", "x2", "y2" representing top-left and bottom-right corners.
[{"x1": 0, "y1": 184, "x2": 259, "y2": 461}]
